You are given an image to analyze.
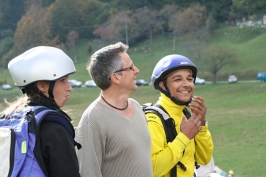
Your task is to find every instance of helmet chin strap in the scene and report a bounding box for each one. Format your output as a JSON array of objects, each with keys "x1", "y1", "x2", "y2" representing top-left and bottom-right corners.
[
  {"x1": 170, "y1": 96, "x2": 192, "y2": 106},
  {"x1": 48, "y1": 81, "x2": 55, "y2": 99}
]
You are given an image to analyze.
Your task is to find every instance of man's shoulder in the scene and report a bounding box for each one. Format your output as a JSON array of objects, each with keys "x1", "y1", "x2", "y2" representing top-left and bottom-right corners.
[{"x1": 129, "y1": 98, "x2": 140, "y2": 106}]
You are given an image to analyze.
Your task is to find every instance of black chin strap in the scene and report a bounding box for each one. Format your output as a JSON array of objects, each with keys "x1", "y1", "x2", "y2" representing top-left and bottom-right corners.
[
  {"x1": 170, "y1": 96, "x2": 192, "y2": 106},
  {"x1": 48, "y1": 81, "x2": 55, "y2": 99},
  {"x1": 23, "y1": 81, "x2": 58, "y2": 108}
]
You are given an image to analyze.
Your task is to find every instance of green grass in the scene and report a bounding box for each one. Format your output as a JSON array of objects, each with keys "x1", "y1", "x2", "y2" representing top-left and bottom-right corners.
[
  {"x1": 1, "y1": 82, "x2": 265, "y2": 176},
  {"x1": 194, "y1": 82, "x2": 266, "y2": 177},
  {"x1": 1, "y1": 25, "x2": 266, "y2": 176}
]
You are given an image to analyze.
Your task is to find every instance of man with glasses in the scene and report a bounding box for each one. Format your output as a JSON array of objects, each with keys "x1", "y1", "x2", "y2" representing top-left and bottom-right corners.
[{"x1": 75, "y1": 42, "x2": 153, "y2": 177}]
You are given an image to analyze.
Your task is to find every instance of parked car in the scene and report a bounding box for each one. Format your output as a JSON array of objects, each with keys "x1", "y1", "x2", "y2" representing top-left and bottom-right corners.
[
  {"x1": 195, "y1": 77, "x2": 205, "y2": 85},
  {"x1": 2, "y1": 84, "x2": 12, "y2": 90},
  {"x1": 85, "y1": 80, "x2": 97, "y2": 87},
  {"x1": 257, "y1": 72, "x2": 266, "y2": 82},
  {"x1": 228, "y1": 75, "x2": 237, "y2": 83},
  {"x1": 135, "y1": 79, "x2": 149, "y2": 86},
  {"x1": 68, "y1": 79, "x2": 82, "y2": 88}
]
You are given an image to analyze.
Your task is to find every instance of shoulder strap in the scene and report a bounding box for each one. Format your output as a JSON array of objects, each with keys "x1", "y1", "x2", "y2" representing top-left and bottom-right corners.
[
  {"x1": 144, "y1": 104, "x2": 177, "y2": 177},
  {"x1": 31, "y1": 106, "x2": 79, "y2": 177},
  {"x1": 183, "y1": 107, "x2": 191, "y2": 119},
  {"x1": 144, "y1": 104, "x2": 193, "y2": 176},
  {"x1": 33, "y1": 106, "x2": 74, "y2": 136},
  {"x1": 146, "y1": 104, "x2": 177, "y2": 142}
]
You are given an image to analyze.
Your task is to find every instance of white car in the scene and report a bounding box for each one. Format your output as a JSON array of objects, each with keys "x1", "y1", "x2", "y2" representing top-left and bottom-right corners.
[
  {"x1": 85, "y1": 80, "x2": 97, "y2": 87},
  {"x1": 68, "y1": 80, "x2": 82, "y2": 88},
  {"x1": 2, "y1": 84, "x2": 12, "y2": 90},
  {"x1": 228, "y1": 75, "x2": 237, "y2": 83},
  {"x1": 135, "y1": 79, "x2": 149, "y2": 86},
  {"x1": 195, "y1": 77, "x2": 205, "y2": 85}
]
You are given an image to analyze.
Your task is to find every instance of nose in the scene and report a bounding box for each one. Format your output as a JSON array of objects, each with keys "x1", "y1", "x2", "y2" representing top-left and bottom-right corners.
[
  {"x1": 182, "y1": 78, "x2": 190, "y2": 86},
  {"x1": 67, "y1": 82, "x2": 73, "y2": 92},
  {"x1": 134, "y1": 65, "x2": 140, "y2": 74}
]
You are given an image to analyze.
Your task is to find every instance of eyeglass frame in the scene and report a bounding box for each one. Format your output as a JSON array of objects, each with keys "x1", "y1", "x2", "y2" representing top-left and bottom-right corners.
[{"x1": 113, "y1": 64, "x2": 136, "y2": 73}]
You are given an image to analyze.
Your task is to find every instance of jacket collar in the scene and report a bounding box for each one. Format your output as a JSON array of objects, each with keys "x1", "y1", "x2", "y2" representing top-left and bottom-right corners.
[{"x1": 157, "y1": 92, "x2": 187, "y2": 119}]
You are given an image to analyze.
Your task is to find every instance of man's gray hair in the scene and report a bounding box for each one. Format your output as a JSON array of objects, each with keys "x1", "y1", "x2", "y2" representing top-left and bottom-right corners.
[{"x1": 87, "y1": 42, "x2": 128, "y2": 90}]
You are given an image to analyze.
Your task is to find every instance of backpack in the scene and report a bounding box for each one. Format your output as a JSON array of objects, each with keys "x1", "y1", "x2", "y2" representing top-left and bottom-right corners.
[
  {"x1": 0, "y1": 106, "x2": 77, "y2": 177},
  {"x1": 142, "y1": 103, "x2": 199, "y2": 177}
]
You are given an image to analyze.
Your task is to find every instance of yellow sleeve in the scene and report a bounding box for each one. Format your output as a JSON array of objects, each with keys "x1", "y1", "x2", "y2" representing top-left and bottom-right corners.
[
  {"x1": 146, "y1": 112, "x2": 191, "y2": 177},
  {"x1": 194, "y1": 124, "x2": 214, "y2": 165}
]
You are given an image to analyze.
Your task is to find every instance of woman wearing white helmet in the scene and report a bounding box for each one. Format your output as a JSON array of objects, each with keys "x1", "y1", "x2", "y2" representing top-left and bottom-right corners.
[{"x1": 1, "y1": 46, "x2": 80, "y2": 177}]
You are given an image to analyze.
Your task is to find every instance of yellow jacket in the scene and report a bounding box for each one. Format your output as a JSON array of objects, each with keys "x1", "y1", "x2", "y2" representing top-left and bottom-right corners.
[{"x1": 146, "y1": 93, "x2": 213, "y2": 177}]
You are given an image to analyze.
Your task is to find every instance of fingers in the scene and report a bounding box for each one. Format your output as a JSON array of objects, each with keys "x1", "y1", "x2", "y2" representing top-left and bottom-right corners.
[
  {"x1": 196, "y1": 119, "x2": 202, "y2": 130},
  {"x1": 190, "y1": 114, "x2": 202, "y2": 130},
  {"x1": 189, "y1": 96, "x2": 207, "y2": 121},
  {"x1": 182, "y1": 115, "x2": 187, "y2": 122},
  {"x1": 181, "y1": 114, "x2": 202, "y2": 139},
  {"x1": 180, "y1": 115, "x2": 187, "y2": 130},
  {"x1": 191, "y1": 96, "x2": 204, "y2": 107}
]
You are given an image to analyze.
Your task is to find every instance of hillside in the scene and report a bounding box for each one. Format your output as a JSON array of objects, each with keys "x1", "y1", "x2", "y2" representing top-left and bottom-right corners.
[
  {"x1": 1, "y1": 25, "x2": 266, "y2": 86},
  {"x1": 68, "y1": 25, "x2": 266, "y2": 84},
  {"x1": 1, "y1": 25, "x2": 266, "y2": 177}
]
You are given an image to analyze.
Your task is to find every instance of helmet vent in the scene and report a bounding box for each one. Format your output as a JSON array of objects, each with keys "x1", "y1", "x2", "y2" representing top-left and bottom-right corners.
[
  {"x1": 23, "y1": 80, "x2": 26, "y2": 83},
  {"x1": 179, "y1": 62, "x2": 189, "y2": 64},
  {"x1": 53, "y1": 74, "x2": 56, "y2": 77}
]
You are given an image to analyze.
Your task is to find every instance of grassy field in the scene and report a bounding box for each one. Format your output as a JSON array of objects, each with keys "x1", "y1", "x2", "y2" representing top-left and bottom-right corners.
[
  {"x1": 1, "y1": 25, "x2": 266, "y2": 176},
  {"x1": 1, "y1": 82, "x2": 265, "y2": 176}
]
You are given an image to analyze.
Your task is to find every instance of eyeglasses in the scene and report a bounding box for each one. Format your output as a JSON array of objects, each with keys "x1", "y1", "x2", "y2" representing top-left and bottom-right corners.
[{"x1": 114, "y1": 64, "x2": 136, "y2": 73}]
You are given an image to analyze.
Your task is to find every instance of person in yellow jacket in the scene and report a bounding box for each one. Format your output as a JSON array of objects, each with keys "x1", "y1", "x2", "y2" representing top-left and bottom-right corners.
[{"x1": 146, "y1": 54, "x2": 213, "y2": 177}]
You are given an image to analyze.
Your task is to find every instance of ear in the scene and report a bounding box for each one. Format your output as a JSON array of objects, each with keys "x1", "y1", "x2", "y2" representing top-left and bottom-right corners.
[
  {"x1": 109, "y1": 73, "x2": 120, "y2": 84},
  {"x1": 36, "y1": 81, "x2": 49, "y2": 93},
  {"x1": 158, "y1": 81, "x2": 166, "y2": 91}
]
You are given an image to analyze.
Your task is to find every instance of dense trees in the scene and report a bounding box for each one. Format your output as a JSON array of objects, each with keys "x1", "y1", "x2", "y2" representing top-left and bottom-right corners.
[
  {"x1": 0, "y1": 0, "x2": 265, "y2": 68},
  {"x1": 0, "y1": 0, "x2": 25, "y2": 30},
  {"x1": 93, "y1": 11, "x2": 129, "y2": 43},
  {"x1": 169, "y1": 4, "x2": 206, "y2": 52},
  {"x1": 14, "y1": 3, "x2": 51, "y2": 53}
]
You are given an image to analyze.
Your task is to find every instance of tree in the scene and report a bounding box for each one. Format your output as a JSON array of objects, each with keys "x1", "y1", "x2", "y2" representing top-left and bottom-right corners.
[
  {"x1": 0, "y1": 48, "x2": 16, "y2": 68},
  {"x1": 93, "y1": 11, "x2": 130, "y2": 43},
  {"x1": 67, "y1": 30, "x2": 79, "y2": 63},
  {"x1": 202, "y1": 45, "x2": 237, "y2": 84},
  {"x1": 0, "y1": 36, "x2": 13, "y2": 67},
  {"x1": 158, "y1": 4, "x2": 178, "y2": 34},
  {"x1": 76, "y1": 0, "x2": 108, "y2": 39},
  {"x1": 187, "y1": 6, "x2": 211, "y2": 62},
  {"x1": 132, "y1": 7, "x2": 162, "y2": 55},
  {"x1": 47, "y1": 0, "x2": 83, "y2": 42},
  {"x1": 14, "y1": 3, "x2": 51, "y2": 53},
  {"x1": 0, "y1": 0, "x2": 25, "y2": 30},
  {"x1": 47, "y1": 0, "x2": 107, "y2": 41},
  {"x1": 40, "y1": 0, "x2": 55, "y2": 7},
  {"x1": 169, "y1": 4, "x2": 206, "y2": 52},
  {"x1": 198, "y1": 0, "x2": 232, "y2": 23},
  {"x1": 229, "y1": 0, "x2": 266, "y2": 21}
]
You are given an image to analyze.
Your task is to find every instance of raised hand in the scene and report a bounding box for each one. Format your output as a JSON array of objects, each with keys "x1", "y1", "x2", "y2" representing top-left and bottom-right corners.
[
  {"x1": 189, "y1": 96, "x2": 207, "y2": 126},
  {"x1": 180, "y1": 114, "x2": 202, "y2": 140}
]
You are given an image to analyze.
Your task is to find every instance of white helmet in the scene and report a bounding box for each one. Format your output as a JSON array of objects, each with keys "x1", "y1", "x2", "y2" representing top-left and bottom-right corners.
[{"x1": 8, "y1": 46, "x2": 76, "y2": 88}]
